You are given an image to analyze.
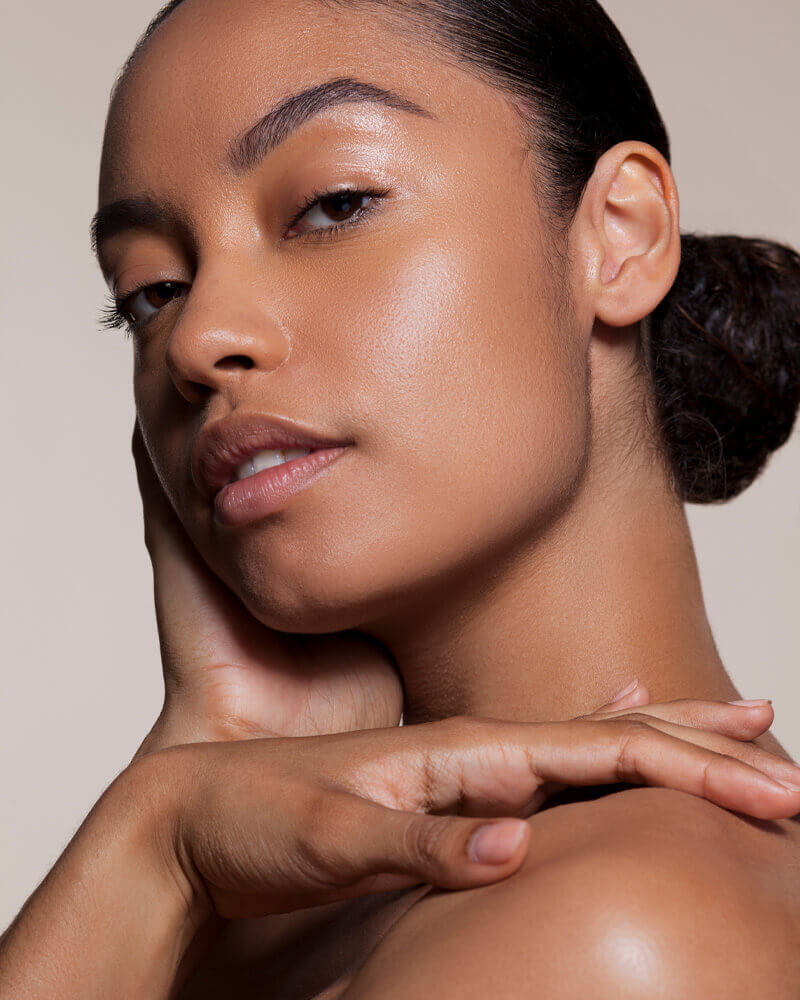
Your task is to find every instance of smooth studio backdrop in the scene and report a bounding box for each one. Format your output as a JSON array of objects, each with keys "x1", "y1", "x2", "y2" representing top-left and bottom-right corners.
[{"x1": 1, "y1": 0, "x2": 798, "y2": 927}]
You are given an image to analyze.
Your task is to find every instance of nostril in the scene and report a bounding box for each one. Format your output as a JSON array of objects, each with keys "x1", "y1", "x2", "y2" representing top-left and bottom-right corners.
[{"x1": 215, "y1": 355, "x2": 255, "y2": 371}]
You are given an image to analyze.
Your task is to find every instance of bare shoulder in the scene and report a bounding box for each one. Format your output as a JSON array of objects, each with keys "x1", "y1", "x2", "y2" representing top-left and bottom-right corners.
[{"x1": 342, "y1": 788, "x2": 800, "y2": 1000}]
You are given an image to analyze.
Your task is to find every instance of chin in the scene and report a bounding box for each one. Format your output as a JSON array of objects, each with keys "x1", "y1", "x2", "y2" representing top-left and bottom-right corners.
[
  {"x1": 208, "y1": 524, "x2": 393, "y2": 634},
  {"x1": 201, "y1": 440, "x2": 588, "y2": 636}
]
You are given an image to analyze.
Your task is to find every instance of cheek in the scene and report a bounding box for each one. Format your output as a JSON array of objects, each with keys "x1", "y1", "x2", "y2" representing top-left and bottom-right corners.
[
  {"x1": 361, "y1": 238, "x2": 587, "y2": 558},
  {"x1": 228, "y1": 232, "x2": 590, "y2": 630}
]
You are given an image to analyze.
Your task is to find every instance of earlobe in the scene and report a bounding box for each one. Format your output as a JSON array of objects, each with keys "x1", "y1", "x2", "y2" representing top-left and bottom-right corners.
[{"x1": 579, "y1": 142, "x2": 681, "y2": 328}]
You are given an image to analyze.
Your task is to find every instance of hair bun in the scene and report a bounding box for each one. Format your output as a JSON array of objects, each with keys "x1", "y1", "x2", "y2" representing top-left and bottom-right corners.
[{"x1": 648, "y1": 232, "x2": 800, "y2": 503}]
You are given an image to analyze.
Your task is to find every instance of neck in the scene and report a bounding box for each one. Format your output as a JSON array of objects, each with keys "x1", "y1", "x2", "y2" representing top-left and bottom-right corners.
[{"x1": 364, "y1": 460, "x2": 741, "y2": 727}]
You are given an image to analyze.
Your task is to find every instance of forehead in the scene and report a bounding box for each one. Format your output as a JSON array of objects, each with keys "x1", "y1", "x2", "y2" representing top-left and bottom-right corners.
[{"x1": 100, "y1": 0, "x2": 526, "y2": 203}]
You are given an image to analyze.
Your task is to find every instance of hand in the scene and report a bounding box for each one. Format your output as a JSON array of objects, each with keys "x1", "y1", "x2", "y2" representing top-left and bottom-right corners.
[
  {"x1": 5, "y1": 691, "x2": 797, "y2": 1000},
  {"x1": 130, "y1": 421, "x2": 404, "y2": 758},
  {"x1": 135, "y1": 692, "x2": 800, "y2": 927}
]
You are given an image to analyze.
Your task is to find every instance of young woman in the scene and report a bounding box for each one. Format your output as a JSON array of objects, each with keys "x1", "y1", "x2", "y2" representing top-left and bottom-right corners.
[{"x1": 2, "y1": 0, "x2": 799, "y2": 996}]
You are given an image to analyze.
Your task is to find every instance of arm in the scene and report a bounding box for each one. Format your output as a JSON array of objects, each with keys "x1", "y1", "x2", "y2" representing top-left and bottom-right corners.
[
  {"x1": 2, "y1": 709, "x2": 799, "y2": 998},
  {"x1": 127, "y1": 419, "x2": 408, "y2": 991},
  {"x1": 0, "y1": 770, "x2": 194, "y2": 1000}
]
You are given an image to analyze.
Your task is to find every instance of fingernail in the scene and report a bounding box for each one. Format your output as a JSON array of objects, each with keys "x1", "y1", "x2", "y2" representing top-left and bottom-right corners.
[
  {"x1": 728, "y1": 699, "x2": 772, "y2": 707},
  {"x1": 608, "y1": 678, "x2": 639, "y2": 704},
  {"x1": 468, "y1": 820, "x2": 527, "y2": 865}
]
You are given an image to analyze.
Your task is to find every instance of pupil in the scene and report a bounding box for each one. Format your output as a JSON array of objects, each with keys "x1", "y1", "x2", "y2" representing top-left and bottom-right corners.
[
  {"x1": 323, "y1": 193, "x2": 361, "y2": 222},
  {"x1": 147, "y1": 282, "x2": 177, "y2": 307}
]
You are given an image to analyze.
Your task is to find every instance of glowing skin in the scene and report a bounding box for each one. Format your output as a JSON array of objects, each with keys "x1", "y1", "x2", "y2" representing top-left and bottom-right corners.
[
  {"x1": 98, "y1": 0, "x2": 587, "y2": 677},
  {"x1": 88, "y1": 0, "x2": 800, "y2": 995},
  {"x1": 99, "y1": 0, "x2": 694, "y2": 724}
]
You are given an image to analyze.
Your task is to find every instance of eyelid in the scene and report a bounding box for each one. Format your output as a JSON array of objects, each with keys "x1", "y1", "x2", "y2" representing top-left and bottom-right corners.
[
  {"x1": 97, "y1": 279, "x2": 188, "y2": 337},
  {"x1": 284, "y1": 184, "x2": 391, "y2": 240}
]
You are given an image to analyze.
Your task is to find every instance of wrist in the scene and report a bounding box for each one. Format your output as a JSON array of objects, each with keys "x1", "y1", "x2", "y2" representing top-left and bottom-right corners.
[
  {"x1": 0, "y1": 754, "x2": 202, "y2": 999},
  {"x1": 118, "y1": 746, "x2": 217, "y2": 931}
]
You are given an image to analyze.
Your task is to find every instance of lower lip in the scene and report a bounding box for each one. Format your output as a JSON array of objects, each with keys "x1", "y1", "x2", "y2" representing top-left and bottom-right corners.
[{"x1": 213, "y1": 446, "x2": 351, "y2": 527}]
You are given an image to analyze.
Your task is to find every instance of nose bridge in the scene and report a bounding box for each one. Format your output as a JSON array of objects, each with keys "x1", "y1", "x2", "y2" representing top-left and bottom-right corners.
[{"x1": 165, "y1": 254, "x2": 292, "y2": 399}]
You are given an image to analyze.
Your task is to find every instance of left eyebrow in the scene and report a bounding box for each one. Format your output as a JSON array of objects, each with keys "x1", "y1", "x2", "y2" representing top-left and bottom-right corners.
[
  {"x1": 89, "y1": 76, "x2": 436, "y2": 270},
  {"x1": 228, "y1": 75, "x2": 438, "y2": 173}
]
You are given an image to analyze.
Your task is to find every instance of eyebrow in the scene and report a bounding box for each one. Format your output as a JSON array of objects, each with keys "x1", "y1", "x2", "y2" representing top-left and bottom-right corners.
[
  {"x1": 90, "y1": 75, "x2": 436, "y2": 270},
  {"x1": 89, "y1": 195, "x2": 194, "y2": 276},
  {"x1": 229, "y1": 75, "x2": 436, "y2": 172}
]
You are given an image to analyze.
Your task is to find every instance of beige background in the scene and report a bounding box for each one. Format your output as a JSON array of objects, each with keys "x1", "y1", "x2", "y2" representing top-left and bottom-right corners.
[{"x1": 1, "y1": 1, "x2": 798, "y2": 928}]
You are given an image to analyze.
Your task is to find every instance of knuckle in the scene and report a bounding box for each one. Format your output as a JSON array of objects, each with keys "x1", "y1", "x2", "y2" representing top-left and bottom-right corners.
[
  {"x1": 608, "y1": 718, "x2": 652, "y2": 781},
  {"x1": 694, "y1": 751, "x2": 745, "y2": 802},
  {"x1": 699, "y1": 754, "x2": 716, "y2": 798},
  {"x1": 413, "y1": 750, "x2": 439, "y2": 814},
  {"x1": 406, "y1": 815, "x2": 450, "y2": 869}
]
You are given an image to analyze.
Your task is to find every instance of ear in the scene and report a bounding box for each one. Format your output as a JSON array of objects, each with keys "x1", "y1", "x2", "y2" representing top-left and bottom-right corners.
[{"x1": 573, "y1": 141, "x2": 681, "y2": 328}]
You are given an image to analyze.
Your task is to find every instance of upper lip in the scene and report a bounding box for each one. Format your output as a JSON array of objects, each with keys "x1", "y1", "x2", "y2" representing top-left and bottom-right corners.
[{"x1": 192, "y1": 411, "x2": 353, "y2": 499}]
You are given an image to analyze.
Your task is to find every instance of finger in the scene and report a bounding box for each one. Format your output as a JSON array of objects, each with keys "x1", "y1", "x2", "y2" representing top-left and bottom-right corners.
[
  {"x1": 594, "y1": 698, "x2": 775, "y2": 741},
  {"x1": 588, "y1": 678, "x2": 651, "y2": 714},
  {"x1": 581, "y1": 710, "x2": 800, "y2": 794},
  {"x1": 521, "y1": 717, "x2": 800, "y2": 819},
  {"x1": 200, "y1": 787, "x2": 533, "y2": 918},
  {"x1": 297, "y1": 792, "x2": 532, "y2": 898},
  {"x1": 132, "y1": 421, "x2": 285, "y2": 679},
  {"x1": 264, "y1": 708, "x2": 800, "y2": 909},
  {"x1": 336, "y1": 715, "x2": 800, "y2": 823}
]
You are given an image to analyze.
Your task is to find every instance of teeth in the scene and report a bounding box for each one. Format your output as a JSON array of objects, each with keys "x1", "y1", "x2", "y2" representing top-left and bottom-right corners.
[{"x1": 234, "y1": 448, "x2": 311, "y2": 481}]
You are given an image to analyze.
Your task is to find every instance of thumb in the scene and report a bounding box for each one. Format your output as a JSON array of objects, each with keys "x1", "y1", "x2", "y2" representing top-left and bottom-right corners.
[{"x1": 318, "y1": 795, "x2": 531, "y2": 896}]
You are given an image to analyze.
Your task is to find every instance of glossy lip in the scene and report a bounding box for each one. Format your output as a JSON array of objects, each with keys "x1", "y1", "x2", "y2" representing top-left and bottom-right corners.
[
  {"x1": 192, "y1": 411, "x2": 354, "y2": 501},
  {"x1": 213, "y1": 445, "x2": 351, "y2": 527}
]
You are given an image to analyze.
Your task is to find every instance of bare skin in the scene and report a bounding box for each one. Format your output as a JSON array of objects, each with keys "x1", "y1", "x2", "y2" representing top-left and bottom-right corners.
[
  {"x1": 32, "y1": 0, "x2": 800, "y2": 995},
  {"x1": 3, "y1": 687, "x2": 799, "y2": 999}
]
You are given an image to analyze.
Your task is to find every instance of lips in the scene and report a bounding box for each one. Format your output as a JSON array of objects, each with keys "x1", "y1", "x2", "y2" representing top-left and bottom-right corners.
[{"x1": 192, "y1": 411, "x2": 353, "y2": 500}]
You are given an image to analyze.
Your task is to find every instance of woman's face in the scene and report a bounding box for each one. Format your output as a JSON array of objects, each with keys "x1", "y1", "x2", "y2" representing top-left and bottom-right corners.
[{"x1": 96, "y1": 0, "x2": 591, "y2": 633}]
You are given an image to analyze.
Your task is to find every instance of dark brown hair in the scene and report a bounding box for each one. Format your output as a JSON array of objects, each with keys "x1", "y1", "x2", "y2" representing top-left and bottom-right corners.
[{"x1": 112, "y1": 0, "x2": 800, "y2": 503}]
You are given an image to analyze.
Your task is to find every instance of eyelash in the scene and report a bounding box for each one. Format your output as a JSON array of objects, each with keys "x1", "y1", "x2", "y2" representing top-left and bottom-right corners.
[{"x1": 97, "y1": 184, "x2": 390, "y2": 338}]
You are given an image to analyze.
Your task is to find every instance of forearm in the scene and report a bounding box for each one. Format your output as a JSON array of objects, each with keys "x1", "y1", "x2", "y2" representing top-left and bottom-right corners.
[{"x1": 0, "y1": 774, "x2": 197, "y2": 999}]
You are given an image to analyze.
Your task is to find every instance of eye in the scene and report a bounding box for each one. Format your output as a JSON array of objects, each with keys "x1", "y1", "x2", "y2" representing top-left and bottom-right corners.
[
  {"x1": 98, "y1": 280, "x2": 189, "y2": 336},
  {"x1": 121, "y1": 280, "x2": 188, "y2": 324},
  {"x1": 285, "y1": 185, "x2": 389, "y2": 241}
]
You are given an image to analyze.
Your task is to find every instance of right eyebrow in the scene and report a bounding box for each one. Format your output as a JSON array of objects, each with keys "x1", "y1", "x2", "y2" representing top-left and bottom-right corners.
[
  {"x1": 89, "y1": 75, "x2": 437, "y2": 273},
  {"x1": 89, "y1": 196, "x2": 194, "y2": 280}
]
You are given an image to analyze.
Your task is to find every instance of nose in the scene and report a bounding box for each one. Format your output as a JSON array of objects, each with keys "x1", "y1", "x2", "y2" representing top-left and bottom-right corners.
[{"x1": 165, "y1": 276, "x2": 291, "y2": 405}]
